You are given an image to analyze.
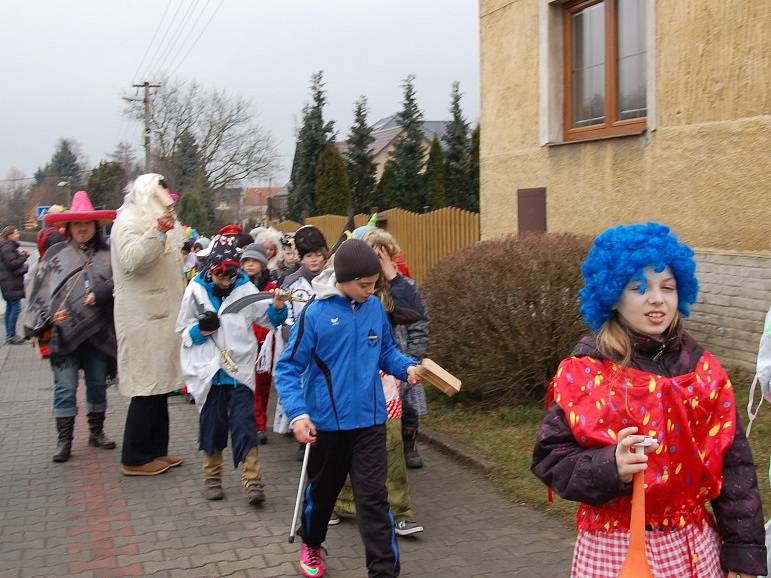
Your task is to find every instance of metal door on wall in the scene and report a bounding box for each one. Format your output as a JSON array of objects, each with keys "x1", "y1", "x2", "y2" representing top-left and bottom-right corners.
[{"x1": 517, "y1": 188, "x2": 547, "y2": 234}]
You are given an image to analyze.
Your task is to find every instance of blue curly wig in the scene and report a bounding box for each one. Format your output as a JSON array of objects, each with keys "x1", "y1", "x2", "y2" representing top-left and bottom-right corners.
[{"x1": 579, "y1": 223, "x2": 698, "y2": 332}]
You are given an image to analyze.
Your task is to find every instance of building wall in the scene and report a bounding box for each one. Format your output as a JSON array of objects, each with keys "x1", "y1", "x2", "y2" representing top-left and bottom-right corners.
[
  {"x1": 479, "y1": 0, "x2": 771, "y2": 250},
  {"x1": 480, "y1": 0, "x2": 771, "y2": 369},
  {"x1": 687, "y1": 250, "x2": 771, "y2": 372}
]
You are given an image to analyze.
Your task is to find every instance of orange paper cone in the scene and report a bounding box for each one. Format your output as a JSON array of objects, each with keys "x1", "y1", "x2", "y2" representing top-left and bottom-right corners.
[{"x1": 618, "y1": 446, "x2": 654, "y2": 578}]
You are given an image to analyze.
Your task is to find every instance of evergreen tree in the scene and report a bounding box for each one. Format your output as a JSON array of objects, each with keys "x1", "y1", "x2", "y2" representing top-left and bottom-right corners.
[
  {"x1": 423, "y1": 137, "x2": 446, "y2": 210},
  {"x1": 390, "y1": 75, "x2": 426, "y2": 212},
  {"x1": 468, "y1": 125, "x2": 480, "y2": 212},
  {"x1": 35, "y1": 139, "x2": 85, "y2": 189},
  {"x1": 315, "y1": 144, "x2": 351, "y2": 215},
  {"x1": 442, "y1": 81, "x2": 471, "y2": 209},
  {"x1": 344, "y1": 96, "x2": 377, "y2": 214},
  {"x1": 375, "y1": 161, "x2": 397, "y2": 210},
  {"x1": 287, "y1": 71, "x2": 335, "y2": 219},
  {"x1": 170, "y1": 129, "x2": 213, "y2": 231},
  {"x1": 86, "y1": 161, "x2": 127, "y2": 210}
]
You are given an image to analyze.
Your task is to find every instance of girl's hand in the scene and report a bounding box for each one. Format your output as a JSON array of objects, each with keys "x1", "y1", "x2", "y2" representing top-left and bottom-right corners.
[
  {"x1": 83, "y1": 292, "x2": 96, "y2": 307},
  {"x1": 377, "y1": 246, "x2": 398, "y2": 281},
  {"x1": 726, "y1": 573, "x2": 756, "y2": 578},
  {"x1": 272, "y1": 288, "x2": 285, "y2": 310},
  {"x1": 615, "y1": 426, "x2": 658, "y2": 483}
]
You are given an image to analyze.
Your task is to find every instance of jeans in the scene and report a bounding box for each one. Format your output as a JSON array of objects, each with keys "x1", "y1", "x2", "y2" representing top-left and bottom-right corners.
[
  {"x1": 4, "y1": 299, "x2": 21, "y2": 339},
  {"x1": 51, "y1": 345, "x2": 109, "y2": 418}
]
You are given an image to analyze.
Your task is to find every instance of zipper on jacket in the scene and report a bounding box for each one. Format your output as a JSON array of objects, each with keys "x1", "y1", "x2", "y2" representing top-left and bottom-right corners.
[
  {"x1": 652, "y1": 342, "x2": 666, "y2": 375},
  {"x1": 312, "y1": 349, "x2": 341, "y2": 429}
]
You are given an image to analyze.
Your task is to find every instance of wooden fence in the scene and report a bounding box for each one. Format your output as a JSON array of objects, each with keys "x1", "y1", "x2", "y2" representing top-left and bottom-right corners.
[{"x1": 275, "y1": 207, "x2": 480, "y2": 284}]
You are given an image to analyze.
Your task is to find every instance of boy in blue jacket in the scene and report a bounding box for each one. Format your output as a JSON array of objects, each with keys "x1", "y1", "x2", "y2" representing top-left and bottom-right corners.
[{"x1": 275, "y1": 239, "x2": 421, "y2": 578}]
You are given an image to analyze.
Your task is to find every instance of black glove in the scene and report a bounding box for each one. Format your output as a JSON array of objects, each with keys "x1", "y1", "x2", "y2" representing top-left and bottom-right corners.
[{"x1": 197, "y1": 310, "x2": 220, "y2": 332}]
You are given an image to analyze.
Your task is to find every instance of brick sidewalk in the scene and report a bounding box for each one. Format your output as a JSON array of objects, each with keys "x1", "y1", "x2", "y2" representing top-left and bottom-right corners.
[{"x1": 0, "y1": 341, "x2": 574, "y2": 577}]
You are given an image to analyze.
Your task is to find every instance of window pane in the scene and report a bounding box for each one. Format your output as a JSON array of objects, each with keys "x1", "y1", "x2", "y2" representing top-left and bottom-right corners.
[
  {"x1": 571, "y1": 3, "x2": 605, "y2": 128},
  {"x1": 618, "y1": 0, "x2": 646, "y2": 120}
]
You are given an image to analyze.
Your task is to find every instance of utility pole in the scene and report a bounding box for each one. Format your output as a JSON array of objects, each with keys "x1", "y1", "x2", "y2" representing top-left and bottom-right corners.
[{"x1": 131, "y1": 81, "x2": 161, "y2": 171}]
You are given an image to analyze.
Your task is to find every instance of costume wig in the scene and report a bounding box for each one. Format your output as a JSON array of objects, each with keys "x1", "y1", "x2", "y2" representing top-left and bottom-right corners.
[{"x1": 579, "y1": 223, "x2": 698, "y2": 332}]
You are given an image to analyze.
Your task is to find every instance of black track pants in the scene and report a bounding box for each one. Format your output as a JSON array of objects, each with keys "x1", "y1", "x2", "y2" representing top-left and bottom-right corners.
[{"x1": 301, "y1": 424, "x2": 399, "y2": 577}]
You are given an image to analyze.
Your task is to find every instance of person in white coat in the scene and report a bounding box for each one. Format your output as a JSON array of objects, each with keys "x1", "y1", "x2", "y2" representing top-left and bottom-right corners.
[
  {"x1": 177, "y1": 236, "x2": 287, "y2": 504},
  {"x1": 111, "y1": 174, "x2": 186, "y2": 476}
]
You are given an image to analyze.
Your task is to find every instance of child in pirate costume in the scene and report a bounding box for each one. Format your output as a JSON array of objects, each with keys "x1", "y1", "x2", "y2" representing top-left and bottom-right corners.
[
  {"x1": 176, "y1": 237, "x2": 288, "y2": 505},
  {"x1": 531, "y1": 223, "x2": 767, "y2": 578},
  {"x1": 275, "y1": 239, "x2": 422, "y2": 578},
  {"x1": 273, "y1": 225, "x2": 329, "y2": 440}
]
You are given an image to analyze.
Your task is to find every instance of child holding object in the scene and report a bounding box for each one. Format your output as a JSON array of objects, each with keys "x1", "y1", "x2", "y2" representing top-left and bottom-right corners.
[
  {"x1": 531, "y1": 223, "x2": 766, "y2": 578},
  {"x1": 275, "y1": 239, "x2": 422, "y2": 578},
  {"x1": 176, "y1": 237, "x2": 287, "y2": 506}
]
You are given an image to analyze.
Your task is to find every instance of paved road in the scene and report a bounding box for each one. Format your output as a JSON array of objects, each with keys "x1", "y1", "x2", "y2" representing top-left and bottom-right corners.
[{"x1": 0, "y1": 340, "x2": 575, "y2": 577}]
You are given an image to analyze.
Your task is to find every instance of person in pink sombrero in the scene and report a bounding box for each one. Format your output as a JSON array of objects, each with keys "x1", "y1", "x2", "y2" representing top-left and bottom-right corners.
[{"x1": 25, "y1": 191, "x2": 119, "y2": 462}]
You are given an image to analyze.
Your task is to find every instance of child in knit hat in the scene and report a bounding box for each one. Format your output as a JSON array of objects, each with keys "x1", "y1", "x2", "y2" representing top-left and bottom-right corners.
[
  {"x1": 275, "y1": 239, "x2": 423, "y2": 578},
  {"x1": 241, "y1": 242, "x2": 280, "y2": 445}
]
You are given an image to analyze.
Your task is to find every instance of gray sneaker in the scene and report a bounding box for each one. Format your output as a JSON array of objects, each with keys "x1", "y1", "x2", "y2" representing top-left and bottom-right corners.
[
  {"x1": 328, "y1": 512, "x2": 341, "y2": 526},
  {"x1": 394, "y1": 519, "x2": 423, "y2": 536}
]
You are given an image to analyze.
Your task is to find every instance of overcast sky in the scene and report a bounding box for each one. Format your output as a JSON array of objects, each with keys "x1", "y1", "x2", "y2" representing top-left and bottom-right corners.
[{"x1": 0, "y1": 0, "x2": 480, "y2": 187}]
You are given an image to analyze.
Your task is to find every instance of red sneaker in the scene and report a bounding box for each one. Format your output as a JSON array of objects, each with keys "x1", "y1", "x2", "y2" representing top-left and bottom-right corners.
[{"x1": 299, "y1": 543, "x2": 325, "y2": 577}]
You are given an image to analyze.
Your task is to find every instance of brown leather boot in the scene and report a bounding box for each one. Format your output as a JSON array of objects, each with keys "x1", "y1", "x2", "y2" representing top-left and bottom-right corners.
[
  {"x1": 87, "y1": 412, "x2": 116, "y2": 449},
  {"x1": 52, "y1": 417, "x2": 75, "y2": 463}
]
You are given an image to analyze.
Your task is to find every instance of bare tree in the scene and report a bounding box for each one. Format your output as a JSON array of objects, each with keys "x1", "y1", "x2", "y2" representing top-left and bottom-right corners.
[{"x1": 123, "y1": 77, "x2": 277, "y2": 189}]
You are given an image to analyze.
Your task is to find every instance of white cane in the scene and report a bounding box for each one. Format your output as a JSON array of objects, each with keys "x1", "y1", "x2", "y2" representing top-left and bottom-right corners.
[{"x1": 288, "y1": 442, "x2": 311, "y2": 543}]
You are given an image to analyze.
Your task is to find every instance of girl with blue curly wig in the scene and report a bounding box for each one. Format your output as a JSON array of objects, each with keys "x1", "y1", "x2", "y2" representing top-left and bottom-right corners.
[{"x1": 532, "y1": 223, "x2": 766, "y2": 578}]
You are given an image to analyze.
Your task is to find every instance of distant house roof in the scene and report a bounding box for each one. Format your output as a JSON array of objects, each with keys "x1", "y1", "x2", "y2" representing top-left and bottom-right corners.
[
  {"x1": 371, "y1": 114, "x2": 449, "y2": 143},
  {"x1": 243, "y1": 187, "x2": 284, "y2": 207},
  {"x1": 335, "y1": 115, "x2": 449, "y2": 158}
]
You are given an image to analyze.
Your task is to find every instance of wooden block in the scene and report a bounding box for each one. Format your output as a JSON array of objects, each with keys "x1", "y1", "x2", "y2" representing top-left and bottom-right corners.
[{"x1": 416, "y1": 358, "x2": 461, "y2": 397}]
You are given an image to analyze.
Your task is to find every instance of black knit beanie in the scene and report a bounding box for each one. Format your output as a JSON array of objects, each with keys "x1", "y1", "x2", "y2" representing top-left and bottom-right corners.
[{"x1": 334, "y1": 239, "x2": 381, "y2": 282}]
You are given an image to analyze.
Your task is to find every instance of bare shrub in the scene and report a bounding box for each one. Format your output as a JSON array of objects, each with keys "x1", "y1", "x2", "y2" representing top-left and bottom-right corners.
[{"x1": 423, "y1": 233, "x2": 592, "y2": 406}]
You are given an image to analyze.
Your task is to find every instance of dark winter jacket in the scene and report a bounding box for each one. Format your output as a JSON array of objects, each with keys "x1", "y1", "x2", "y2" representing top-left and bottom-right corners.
[
  {"x1": 531, "y1": 327, "x2": 767, "y2": 576},
  {"x1": 0, "y1": 239, "x2": 28, "y2": 300}
]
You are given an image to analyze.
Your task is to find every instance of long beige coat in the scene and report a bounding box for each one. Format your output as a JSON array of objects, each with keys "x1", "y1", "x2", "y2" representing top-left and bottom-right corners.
[{"x1": 111, "y1": 213, "x2": 185, "y2": 397}]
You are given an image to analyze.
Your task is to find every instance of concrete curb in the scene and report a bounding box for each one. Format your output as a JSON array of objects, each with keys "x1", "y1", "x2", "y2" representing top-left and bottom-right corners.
[{"x1": 417, "y1": 427, "x2": 495, "y2": 475}]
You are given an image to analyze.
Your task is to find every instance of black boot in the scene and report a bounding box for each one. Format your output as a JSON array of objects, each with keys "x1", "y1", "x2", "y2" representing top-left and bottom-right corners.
[
  {"x1": 403, "y1": 426, "x2": 423, "y2": 469},
  {"x1": 53, "y1": 417, "x2": 75, "y2": 462},
  {"x1": 87, "y1": 412, "x2": 116, "y2": 449}
]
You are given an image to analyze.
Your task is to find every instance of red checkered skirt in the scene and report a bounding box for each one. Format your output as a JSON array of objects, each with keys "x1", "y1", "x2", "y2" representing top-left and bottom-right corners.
[{"x1": 571, "y1": 521, "x2": 723, "y2": 578}]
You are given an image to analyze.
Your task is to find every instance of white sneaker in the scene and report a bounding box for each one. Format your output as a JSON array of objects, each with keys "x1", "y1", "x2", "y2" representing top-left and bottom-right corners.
[
  {"x1": 394, "y1": 519, "x2": 423, "y2": 536},
  {"x1": 328, "y1": 511, "x2": 341, "y2": 526}
]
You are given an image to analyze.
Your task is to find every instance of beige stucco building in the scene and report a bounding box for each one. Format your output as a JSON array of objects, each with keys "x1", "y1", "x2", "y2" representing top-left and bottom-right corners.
[{"x1": 480, "y1": 0, "x2": 771, "y2": 369}]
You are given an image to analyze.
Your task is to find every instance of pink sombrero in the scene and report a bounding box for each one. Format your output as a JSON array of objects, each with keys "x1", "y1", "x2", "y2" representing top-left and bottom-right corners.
[{"x1": 44, "y1": 191, "x2": 117, "y2": 226}]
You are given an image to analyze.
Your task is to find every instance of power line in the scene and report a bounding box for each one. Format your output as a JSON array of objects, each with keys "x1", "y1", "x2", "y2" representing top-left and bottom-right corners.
[
  {"x1": 149, "y1": 0, "x2": 200, "y2": 80},
  {"x1": 0, "y1": 176, "x2": 36, "y2": 183},
  {"x1": 131, "y1": 0, "x2": 173, "y2": 84},
  {"x1": 163, "y1": 1, "x2": 211, "y2": 75},
  {"x1": 169, "y1": 0, "x2": 226, "y2": 76},
  {"x1": 141, "y1": 0, "x2": 185, "y2": 80}
]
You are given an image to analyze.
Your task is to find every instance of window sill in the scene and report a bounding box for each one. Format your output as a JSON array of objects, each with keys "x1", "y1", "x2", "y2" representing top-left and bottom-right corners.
[{"x1": 545, "y1": 126, "x2": 648, "y2": 147}]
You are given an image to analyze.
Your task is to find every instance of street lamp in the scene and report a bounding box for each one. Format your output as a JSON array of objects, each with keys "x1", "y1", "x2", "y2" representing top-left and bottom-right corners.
[{"x1": 57, "y1": 181, "x2": 71, "y2": 206}]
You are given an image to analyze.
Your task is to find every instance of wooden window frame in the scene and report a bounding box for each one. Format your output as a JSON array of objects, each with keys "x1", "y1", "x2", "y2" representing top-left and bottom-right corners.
[{"x1": 563, "y1": 0, "x2": 647, "y2": 142}]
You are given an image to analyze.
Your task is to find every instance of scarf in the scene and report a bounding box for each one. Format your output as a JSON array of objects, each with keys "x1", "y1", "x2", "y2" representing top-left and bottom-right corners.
[{"x1": 548, "y1": 352, "x2": 735, "y2": 533}]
